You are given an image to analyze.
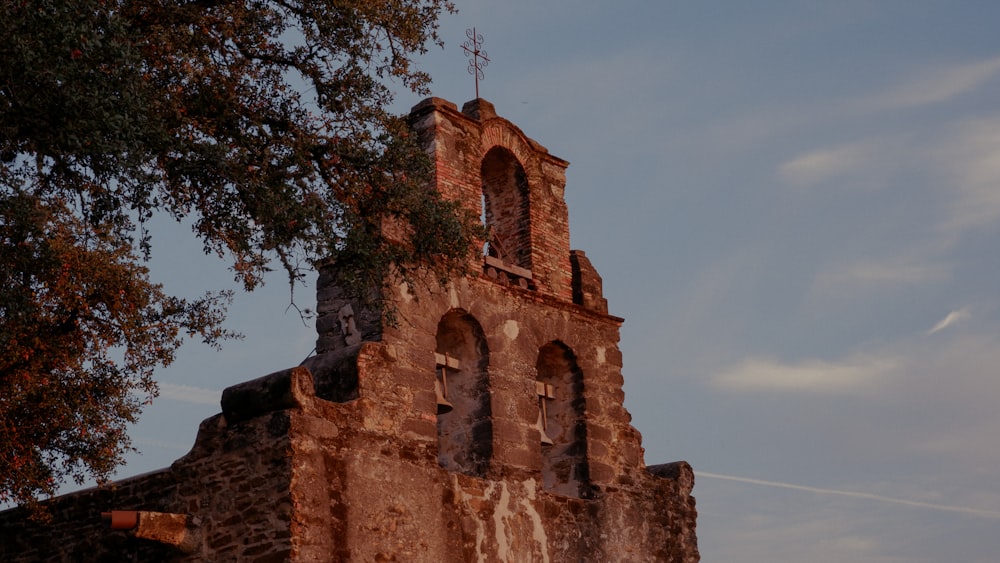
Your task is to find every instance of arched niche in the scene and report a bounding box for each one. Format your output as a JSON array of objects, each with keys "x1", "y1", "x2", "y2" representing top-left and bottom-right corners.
[
  {"x1": 481, "y1": 146, "x2": 531, "y2": 270},
  {"x1": 435, "y1": 309, "x2": 492, "y2": 477},
  {"x1": 536, "y1": 341, "x2": 590, "y2": 497}
]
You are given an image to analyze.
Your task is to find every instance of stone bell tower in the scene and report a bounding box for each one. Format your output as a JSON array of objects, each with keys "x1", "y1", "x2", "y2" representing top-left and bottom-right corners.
[
  {"x1": 305, "y1": 97, "x2": 699, "y2": 561},
  {"x1": 0, "y1": 98, "x2": 698, "y2": 562}
]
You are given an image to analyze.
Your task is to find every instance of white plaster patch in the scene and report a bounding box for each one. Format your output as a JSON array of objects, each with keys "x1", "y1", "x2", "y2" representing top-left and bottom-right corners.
[
  {"x1": 453, "y1": 476, "x2": 550, "y2": 562},
  {"x1": 398, "y1": 282, "x2": 414, "y2": 303},
  {"x1": 521, "y1": 479, "x2": 550, "y2": 563},
  {"x1": 596, "y1": 346, "x2": 606, "y2": 364},
  {"x1": 337, "y1": 304, "x2": 361, "y2": 346},
  {"x1": 449, "y1": 283, "x2": 460, "y2": 309},
  {"x1": 455, "y1": 476, "x2": 489, "y2": 563},
  {"x1": 493, "y1": 482, "x2": 512, "y2": 562},
  {"x1": 503, "y1": 319, "x2": 520, "y2": 341}
]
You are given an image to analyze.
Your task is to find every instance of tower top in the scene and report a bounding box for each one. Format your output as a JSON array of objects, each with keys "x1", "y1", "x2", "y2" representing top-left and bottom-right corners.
[{"x1": 407, "y1": 96, "x2": 580, "y2": 303}]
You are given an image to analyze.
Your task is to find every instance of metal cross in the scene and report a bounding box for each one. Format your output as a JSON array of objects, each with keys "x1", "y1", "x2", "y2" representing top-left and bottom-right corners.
[{"x1": 462, "y1": 27, "x2": 490, "y2": 99}]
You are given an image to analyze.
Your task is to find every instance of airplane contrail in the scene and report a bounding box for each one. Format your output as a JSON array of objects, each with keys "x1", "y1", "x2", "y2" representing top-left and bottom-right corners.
[{"x1": 698, "y1": 471, "x2": 1000, "y2": 518}]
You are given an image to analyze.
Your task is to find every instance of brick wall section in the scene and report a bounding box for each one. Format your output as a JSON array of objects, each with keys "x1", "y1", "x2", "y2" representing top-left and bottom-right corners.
[
  {"x1": 0, "y1": 470, "x2": 177, "y2": 561},
  {"x1": 408, "y1": 98, "x2": 573, "y2": 300}
]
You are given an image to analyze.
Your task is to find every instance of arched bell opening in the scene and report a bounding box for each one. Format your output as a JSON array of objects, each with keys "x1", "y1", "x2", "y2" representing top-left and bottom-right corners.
[
  {"x1": 481, "y1": 146, "x2": 531, "y2": 271},
  {"x1": 435, "y1": 310, "x2": 492, "y2": 477},
  {"x1": 536, "y1": 341, "x2": 590, "y2": 497}
]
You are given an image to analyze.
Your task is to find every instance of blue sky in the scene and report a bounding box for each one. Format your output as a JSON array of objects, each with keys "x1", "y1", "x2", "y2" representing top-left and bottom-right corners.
[{"x1": 105, "y1": 2, "x2": 1000, "y2": 561}]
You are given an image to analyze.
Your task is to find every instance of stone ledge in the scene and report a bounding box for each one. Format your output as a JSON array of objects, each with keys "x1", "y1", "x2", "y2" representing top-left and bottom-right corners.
[{"x1": 221, "y1": 366, "x2": 315, "y2": 424}]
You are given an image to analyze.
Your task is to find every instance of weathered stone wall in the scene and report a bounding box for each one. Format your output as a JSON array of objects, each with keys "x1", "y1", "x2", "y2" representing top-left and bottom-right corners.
[
  {"x1": 303, "y1": 267, "x2": 699, "y2": 561},
  {"x1": 302, "y1": 96, "x2": 698, "y2": 561},
  {"x1": 0, "y1": 361, "x2": 697, "y2": 562},
  {"x1": 0, "y1": 381, "x2": 298, "y2": 563},
  {"x1": 169, "y1": 411, "x2": 296, "y2": 561},
  {"x1": 0, "y1": 469, "x2": 177, "y2": 562}
]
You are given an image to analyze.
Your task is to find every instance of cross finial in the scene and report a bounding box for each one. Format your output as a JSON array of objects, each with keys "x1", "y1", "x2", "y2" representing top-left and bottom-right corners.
[{"x1": 462, "y1": 27, "x2": 490, "y2": 99}]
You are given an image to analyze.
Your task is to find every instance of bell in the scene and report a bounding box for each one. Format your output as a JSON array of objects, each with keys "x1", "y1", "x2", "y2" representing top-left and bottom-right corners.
[
  {"x1": 435, "y1": 375, "x2": 454, "y2": 414},
  {"x1": 435, "y1": 353, "x2": 460, "y2": 414},
  {"x1": 536, "y1": 410, "x2": 554, "y2": 446}
]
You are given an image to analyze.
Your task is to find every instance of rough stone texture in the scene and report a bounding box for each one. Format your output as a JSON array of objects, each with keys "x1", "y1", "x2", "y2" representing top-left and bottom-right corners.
[
  {"x1": 0, "y1": 98, "x2": 697, "y2": 562},
  {"x1": 0, "y1": 405, "x2": 296, "y2": 562}
]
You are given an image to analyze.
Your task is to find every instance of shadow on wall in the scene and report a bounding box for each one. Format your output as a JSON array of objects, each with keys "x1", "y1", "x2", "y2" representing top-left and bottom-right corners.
[{"x1": 537, "y1": 341, "x2": 591, "y2": 498}]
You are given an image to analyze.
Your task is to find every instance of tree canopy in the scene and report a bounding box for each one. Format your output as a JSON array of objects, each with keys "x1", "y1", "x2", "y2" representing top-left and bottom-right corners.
[{"x1": 0, "y1": 0, "x2": 476, "y2": 513}]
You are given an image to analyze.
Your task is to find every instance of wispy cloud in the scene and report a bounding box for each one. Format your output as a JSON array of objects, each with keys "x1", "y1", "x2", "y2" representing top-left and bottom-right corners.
[
  {"x1": 934, "y1": 117, "x2": 1000, "y2": 237},
  {"x1": 779, "y1": 140, "x2": 880, "y2": 187},
  {"x1": 699, "y1": 471, "x2": 1000, "y2": 518},
  {"x1": 158, "y1": 382, "x2": 220, "y2": 405},
  {"x1": 777, "y1": 57, "x2": 1000, "y2": 191},
  {"x1": 927, "y1": 307, "x2": 972, "y2": 335},
  {"x1": 811, "y1": 256, "x2": 952, "y2": 296},
  {"x1": 711, "y1": 355, "x2": 898, "y2": 393},
  {"x1": 861, "y1": 56, "x2": 1000, "y2": 110}
]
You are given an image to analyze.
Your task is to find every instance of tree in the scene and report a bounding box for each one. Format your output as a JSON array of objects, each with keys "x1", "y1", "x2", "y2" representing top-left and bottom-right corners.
[{"x1": 0, "y1": 0, "x2": 476, "y2": 514}]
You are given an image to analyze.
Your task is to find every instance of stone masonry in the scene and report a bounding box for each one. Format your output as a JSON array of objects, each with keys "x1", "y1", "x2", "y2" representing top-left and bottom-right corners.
[{"x1": 0, "y1": 98, "x2": 698, "y2": 562}]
